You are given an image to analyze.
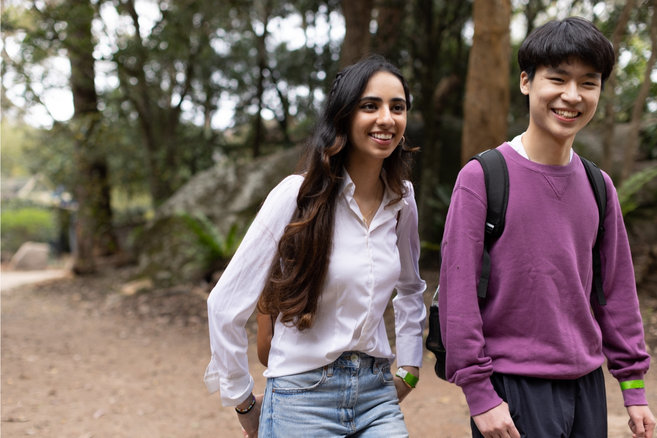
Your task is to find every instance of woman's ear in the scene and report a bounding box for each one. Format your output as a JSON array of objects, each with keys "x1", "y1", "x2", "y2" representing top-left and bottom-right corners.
[{"x1": 520, "y1": 71, "x2": 530, "y2": 95}]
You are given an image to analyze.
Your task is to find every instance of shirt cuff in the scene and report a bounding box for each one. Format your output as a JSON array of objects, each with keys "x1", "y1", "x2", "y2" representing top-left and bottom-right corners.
[
  {"x1": 395, "y1": 334, "x2": 424, "y2": 368},
  {"x1": 204, "y1": 363, "x2": 254, "y2": 407}
]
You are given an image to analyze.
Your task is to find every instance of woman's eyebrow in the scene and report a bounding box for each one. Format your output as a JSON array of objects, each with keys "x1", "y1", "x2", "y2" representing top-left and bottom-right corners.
[{"x1": 358, "y1": 96, "x2": 407, "y2": 104}]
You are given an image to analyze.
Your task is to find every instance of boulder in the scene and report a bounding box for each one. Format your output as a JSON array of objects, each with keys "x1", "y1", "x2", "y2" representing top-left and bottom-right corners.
[
  {"x1": 156, "y1": 146, "x2": 302, "y2": 236},
  {"x1": 9, "y1": 241, "x2": 50, "y2": 271},
  {"x1": 136, "y1": 146, "x2": 302, "y2": 287}
]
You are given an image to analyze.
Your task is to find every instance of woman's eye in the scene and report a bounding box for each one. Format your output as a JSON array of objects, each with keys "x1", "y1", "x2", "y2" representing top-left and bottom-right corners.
[
  {"x1": 361, "y1": 102, "x2": 377, "y2": 111},
  {"x1": 392, "y1": 103, "x2": 406, "y2": 112}
]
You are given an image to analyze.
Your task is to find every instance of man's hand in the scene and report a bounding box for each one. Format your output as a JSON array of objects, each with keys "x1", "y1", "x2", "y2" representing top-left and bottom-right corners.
[
  {"x1": 472, "y1": 402, "x2": 521, "y2": 438},
  {"x1": 628, "y1": 405, "x2": 656, "y2": 438},
  {"x1": 236, "y1": 393, "x2": 263, "y2": 438}
]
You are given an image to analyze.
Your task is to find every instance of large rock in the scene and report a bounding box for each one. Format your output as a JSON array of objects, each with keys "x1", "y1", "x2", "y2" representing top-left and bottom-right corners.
[
  {"x1": 157, "y1": 146, "x2": 302, "y2": 236},
  {"x1": 134, "y1": 215, "x2": 218, "y2": 287},
  {"x1": 9, "y1": 241, "x2": 50, "y2": 271},
  {"x1": 136, "y1": 146, "x2": 302, "y2": 287}
]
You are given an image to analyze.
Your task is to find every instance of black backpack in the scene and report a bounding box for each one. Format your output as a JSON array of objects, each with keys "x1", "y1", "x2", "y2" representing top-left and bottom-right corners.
[{"x1": 425, "y1": 148, "x2": 607, "y2": 380}]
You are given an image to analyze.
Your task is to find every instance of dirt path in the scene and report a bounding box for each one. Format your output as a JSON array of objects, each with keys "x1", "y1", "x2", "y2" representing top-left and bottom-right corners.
[{"x1": 1, "y1": 267, "x2": 654, "y2": 437}]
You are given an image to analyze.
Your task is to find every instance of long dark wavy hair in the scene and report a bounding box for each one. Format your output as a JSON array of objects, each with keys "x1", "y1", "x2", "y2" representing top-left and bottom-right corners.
[{"x1": 258, "y1": 54, "x2": 417, "y2": 331}]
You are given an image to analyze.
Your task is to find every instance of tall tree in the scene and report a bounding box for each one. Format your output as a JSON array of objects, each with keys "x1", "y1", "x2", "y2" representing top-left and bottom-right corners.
[
  {"x1": 621, "y1": 0, "x2": 657, "y2": 181},
  {"x1": 111, "y1": 0, "x2": 227, "y2": 205},
  {"x1": 600, "y1": 0, "x2": 635, "y2": 171},
  {"x1": 340, "y1": 0, "x2": 374, "y2": 67},
  {"x1": 461, "y1": 0, "x2": 511, "y2": 163},
  {"x1": 407, "y1": 0, "x2": 472, "y2": 244},
  {"x1": 250, "y1": 0, "x2": 273, "y2": 157},
  {"x1": 66, "y1": 0, "x2": 117, "y2": 273},
  {"x1": 372, "y1": 0, "x2": 406, "y2": 60}
]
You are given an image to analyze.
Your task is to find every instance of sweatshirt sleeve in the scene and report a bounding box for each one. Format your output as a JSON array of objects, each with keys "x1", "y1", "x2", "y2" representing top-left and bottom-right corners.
[
  {"x1": 204, "y1": 175, "x2": 301, "y2": 406},
  {"x1": 592, "y1": 173, "x2": 650, "y2": 406},
  {"x1": 438, "y1": 161, "x2": 503, "y2": 416},
  {"x1": 392, "y1": 181, "x2": 427, "y2": 368}
]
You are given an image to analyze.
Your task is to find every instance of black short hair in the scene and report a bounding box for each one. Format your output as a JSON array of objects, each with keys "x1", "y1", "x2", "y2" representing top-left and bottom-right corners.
[{"x1": 518, "y1": 17, "x2": 615, "y2": 84}]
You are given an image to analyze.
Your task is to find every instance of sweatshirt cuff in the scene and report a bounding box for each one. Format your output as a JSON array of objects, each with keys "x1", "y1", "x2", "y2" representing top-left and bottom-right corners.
[
  {"x1": 620, "y1": 376, "x2": 648, "y2": 406},
  {"x1": 461, "y1": 376, "x2": 504, "y2": 417}
]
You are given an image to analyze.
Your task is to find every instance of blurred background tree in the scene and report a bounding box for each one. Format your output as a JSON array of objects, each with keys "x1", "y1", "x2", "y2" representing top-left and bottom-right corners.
[{"x1": 1, "y1": 0, "x2": 655, "y2": 274}]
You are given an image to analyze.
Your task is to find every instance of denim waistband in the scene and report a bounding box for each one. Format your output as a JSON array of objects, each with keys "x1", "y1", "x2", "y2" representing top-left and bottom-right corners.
[{"x1": 325, "y1": 351, "x2": 390, "y2": 376}]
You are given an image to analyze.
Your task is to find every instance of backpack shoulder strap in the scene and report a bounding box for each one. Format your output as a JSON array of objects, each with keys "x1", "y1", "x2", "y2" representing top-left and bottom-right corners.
[
  {"x1": 580, "y1": 156, "x2": 607, "y2": 306},
  {"x1": 469, "y1": 149, "x2": 509, "y2": 299}
]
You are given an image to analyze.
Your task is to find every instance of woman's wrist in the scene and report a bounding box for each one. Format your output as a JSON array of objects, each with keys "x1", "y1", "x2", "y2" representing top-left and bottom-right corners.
[
  {"x1": 235, "y1": 393, "x2": 256, "y2": 414},
  {"x1": 395, "y1": 366, "x2": 419, "y2": 388}
]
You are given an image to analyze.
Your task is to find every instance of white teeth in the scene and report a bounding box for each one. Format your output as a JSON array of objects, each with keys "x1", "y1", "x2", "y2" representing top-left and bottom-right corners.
[
  {"x1": 371, "y1": 133, "x2": 393, "y2": 140},
  {"x1": 554, "y1": 109, "x2": 578, "y2": 118}
]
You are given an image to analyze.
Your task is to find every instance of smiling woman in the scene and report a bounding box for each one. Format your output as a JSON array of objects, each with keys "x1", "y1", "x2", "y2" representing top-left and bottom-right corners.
[
  {"x1": 204, "y1": 55, "x2": 426, "y2": 438},
  {"x1": 349, "y1": 72, "x2": 408, "y2": 159}
]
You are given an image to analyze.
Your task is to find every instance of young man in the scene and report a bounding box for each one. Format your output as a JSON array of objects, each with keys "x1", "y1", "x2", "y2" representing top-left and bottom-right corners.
[{"x1": 439, "y1": 17, "x2": 656, "y2": 437}]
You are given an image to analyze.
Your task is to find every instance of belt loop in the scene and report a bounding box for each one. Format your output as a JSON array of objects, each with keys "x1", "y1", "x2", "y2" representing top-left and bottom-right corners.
[{"x1": 325, "y1": 363, "x2": 333, "y2": 377}]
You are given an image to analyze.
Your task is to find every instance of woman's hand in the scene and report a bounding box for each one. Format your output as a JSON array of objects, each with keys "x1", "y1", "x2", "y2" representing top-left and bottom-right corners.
[
  {"x1": 393, "y1": 366, "x2": 419, "y2": 402},
  {"x1": 236, "y1": 393, "x2": 263, "y2": 438}
]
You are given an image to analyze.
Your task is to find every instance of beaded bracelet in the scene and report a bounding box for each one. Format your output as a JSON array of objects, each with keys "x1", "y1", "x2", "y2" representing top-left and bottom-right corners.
[{"x1": 235, "y1": 395, "x2": 256, "y2": 415}]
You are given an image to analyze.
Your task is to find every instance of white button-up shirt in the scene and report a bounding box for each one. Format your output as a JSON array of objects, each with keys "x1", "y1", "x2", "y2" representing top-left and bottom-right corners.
[{"x1": 204, "y1": 171, "x2": 427, "y2": 406}]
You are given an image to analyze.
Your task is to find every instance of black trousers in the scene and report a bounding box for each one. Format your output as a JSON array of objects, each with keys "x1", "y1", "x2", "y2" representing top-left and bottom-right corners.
[{"x1": 471, "y1": 367, "x2": 607, "y2": 438}]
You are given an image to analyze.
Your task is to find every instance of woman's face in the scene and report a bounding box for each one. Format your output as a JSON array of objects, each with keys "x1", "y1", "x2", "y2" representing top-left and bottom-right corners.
[{"x1": 347, "y1": 71, "x2": 407, "y2": 166}]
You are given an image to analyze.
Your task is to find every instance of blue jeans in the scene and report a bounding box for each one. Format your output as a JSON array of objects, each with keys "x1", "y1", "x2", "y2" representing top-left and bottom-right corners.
[{"x1": 259, "y1": 351, "x2": 408, "y2": 437}]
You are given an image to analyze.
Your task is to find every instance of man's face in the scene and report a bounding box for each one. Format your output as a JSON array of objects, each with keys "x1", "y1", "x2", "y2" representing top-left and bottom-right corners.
[{"x1": 520, "y1": 58, "x2": 602, "y2": 147}]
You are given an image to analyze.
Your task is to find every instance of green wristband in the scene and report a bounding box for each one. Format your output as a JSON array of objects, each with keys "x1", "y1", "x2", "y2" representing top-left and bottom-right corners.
[
  {"x1": 395, "y1": 367, "x2": 419, "y2": 388},
  {"x1": 620, "y1": 380, "x2": 645, "y2": 391}
]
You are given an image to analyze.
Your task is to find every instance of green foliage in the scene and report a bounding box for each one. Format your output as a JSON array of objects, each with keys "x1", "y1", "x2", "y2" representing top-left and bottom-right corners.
[
  {"x1": 178, "y1": 212, "x2": 244, "y2": 262},
  {"x1": 0, "y1": 121, "x2": 38, "y2": 177},
  {"x1": 420, "y1": 183, "x2": 453, "y2": 253},
  {"x1": 618, "y1": 165, "x2": 657, "y2": 217},
  {"x1": 1, "y1": 204, "x2": 58, "y2": 253}
]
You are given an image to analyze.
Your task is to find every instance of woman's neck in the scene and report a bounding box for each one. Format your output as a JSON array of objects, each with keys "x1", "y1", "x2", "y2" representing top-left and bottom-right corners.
[
  {"x1": 346, "y1": 160, "x2": 384, "y2": 227},
  {"x1": 346, "y1": 160, "x2": 384, "y2": 198}
]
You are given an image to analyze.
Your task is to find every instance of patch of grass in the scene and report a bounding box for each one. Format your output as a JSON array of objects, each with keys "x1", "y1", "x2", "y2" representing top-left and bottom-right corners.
[{"x1": 1, "y1": 206, "x2": 58, "y2": 253}]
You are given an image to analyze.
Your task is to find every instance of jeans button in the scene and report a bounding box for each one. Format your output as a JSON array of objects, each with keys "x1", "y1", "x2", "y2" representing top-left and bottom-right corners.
[{"x1": 350, "y1": 353, "x2": 359, "y2": 362}]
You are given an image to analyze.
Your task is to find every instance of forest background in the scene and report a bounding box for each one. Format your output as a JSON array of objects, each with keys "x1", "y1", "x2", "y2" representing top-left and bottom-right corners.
[{"x1": 1, "y1": 0, "x2": 656, "y2": 285}]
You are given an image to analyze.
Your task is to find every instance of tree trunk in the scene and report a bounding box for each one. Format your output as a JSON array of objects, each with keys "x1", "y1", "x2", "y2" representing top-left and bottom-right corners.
[
  {"x1": 252, "y1": 0, "x2": 272, "y2": 158},
  {"x1": 461, "y1": 0, "x2": 511, "y2": 164},
  {"x1": 373, "y1": 0, "x2": 405, "y2": 60},
  {"x1": 601, "y1": 0, "x2": 635, "y2": 172},
  {"x1": 66, "y1": 0, "x2": 117, "y2": 273},
  {"x1": 412, "y1": 0, "x2": 439, "y2": 246},
  {"x1": 340, "y1": 0, "x2": 374, "y2": 68},
  {"x1": 621, "y1": 0, "x2": 657, "y2": 181}
]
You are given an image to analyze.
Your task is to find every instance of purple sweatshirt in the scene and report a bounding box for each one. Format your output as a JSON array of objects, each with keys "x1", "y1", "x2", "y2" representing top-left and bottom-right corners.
[{"x1": 439, "y1": 143, "x2": 650, "y2": 416}]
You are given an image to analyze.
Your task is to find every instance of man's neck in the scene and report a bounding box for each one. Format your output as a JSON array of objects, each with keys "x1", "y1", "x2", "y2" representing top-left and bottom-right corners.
[{"x1": 522, "y1": 128, "x2": 574, "y2": 166}]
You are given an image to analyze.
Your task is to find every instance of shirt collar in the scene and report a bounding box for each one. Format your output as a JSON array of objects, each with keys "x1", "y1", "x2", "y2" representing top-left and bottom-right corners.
[{"x1": 340, "y1": 168, "x2": 406, "y2": 214}]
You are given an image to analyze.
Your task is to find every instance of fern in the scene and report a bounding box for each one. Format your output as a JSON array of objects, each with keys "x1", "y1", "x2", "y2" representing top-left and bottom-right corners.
[
  {"x1": 618, "y1": 165, "x2": 657, "y2": 217},
  {"x1": 178, "y1": 212, "x2": 243, "y2": 260}
]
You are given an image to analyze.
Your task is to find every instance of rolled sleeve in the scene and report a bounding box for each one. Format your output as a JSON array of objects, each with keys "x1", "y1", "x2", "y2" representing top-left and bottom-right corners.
[
  {"x1": 204, "y1": 175, "x2": 301, "y2": 406},
  {"x1": 393, "y1": 182, "x2": 427, "y2": 367}
]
